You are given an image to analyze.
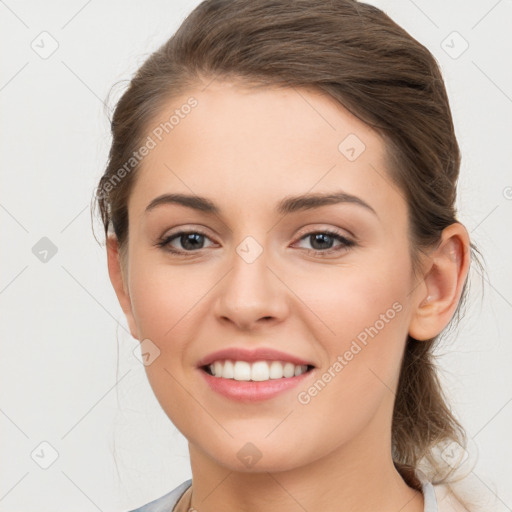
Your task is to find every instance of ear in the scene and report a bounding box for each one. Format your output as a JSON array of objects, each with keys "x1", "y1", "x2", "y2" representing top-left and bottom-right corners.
[
  {"x1": 106, "y1": 236, "x2": 138, "y2": 339},
  {"x1": 408, "y1": 223, "x2": 471, "y2": 341}
]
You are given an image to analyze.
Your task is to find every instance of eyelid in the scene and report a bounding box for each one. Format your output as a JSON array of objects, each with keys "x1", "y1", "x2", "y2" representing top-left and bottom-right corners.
[
  {"x1": 293, "y1": 224, "x2": 355, "y2": 242},
  {"x1": 156, "y1": 227, "x2": 216, "y2": 249}
]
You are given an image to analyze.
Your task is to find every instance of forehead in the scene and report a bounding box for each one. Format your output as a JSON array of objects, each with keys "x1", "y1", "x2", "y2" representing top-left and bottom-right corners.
[{"x1": 128, "y1": 81, "x2": 406, "y2": 225}]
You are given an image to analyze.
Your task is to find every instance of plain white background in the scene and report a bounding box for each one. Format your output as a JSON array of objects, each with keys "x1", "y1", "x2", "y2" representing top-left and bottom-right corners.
[{"x1": 1, "y1": 0, "x2": 511, "y2": 510}]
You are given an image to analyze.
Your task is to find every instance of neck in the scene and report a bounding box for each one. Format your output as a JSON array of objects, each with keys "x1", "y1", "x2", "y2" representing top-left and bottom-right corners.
[{"x1": 186, "y1": 424, "x2": 424, "y2": 512}]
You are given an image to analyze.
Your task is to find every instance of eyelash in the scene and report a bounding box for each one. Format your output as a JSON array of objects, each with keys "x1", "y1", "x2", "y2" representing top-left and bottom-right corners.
[{"x1": 155, "y1": 228, "x2": 356, "y2": 257}]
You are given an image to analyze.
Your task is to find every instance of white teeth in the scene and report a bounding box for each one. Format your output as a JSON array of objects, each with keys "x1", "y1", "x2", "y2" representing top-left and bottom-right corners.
[
  {"x1": 251, "y1": 361, "x2": 269, "y2": 381},
  {"x1": 223, "y1": 359, "x2": 234, "y2": 379},
  {"x1": 269, "y1": 361, "x2": 283, "y2": 379},
  {"x1": 214, "y1": 361, "x2": 223, "y2": 378},
  {"x1": 207, "y1": 360, "x2": 310, "y2": 381},
  {"x1": 283, "y1": 362, "x2": 295, "y2": 378},
  {"x1": 233, "y1": 361, "x2": 251, "y2": 381}
]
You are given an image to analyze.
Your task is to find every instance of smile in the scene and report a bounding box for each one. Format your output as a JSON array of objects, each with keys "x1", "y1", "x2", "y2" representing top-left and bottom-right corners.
[
  {"x1": 204, "y1": 360, "x2": 313, "y2": 381},
  {"x1": 200, "y1": 360, "x2": 315, "y2": 402}
]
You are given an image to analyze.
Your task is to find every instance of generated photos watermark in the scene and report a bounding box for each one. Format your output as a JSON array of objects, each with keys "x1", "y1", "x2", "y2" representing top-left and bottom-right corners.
[
  {"x1": 297, "y1": 301, "x2": 403, "y2": 405},
  {"x1": 97, "y1": 96, "x2": 198, "y2": 200}
]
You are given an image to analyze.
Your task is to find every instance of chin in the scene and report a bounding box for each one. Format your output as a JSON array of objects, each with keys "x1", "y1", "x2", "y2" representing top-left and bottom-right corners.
[{"x1": 197, "y1": 438, "x2": 317, "y2": 475}]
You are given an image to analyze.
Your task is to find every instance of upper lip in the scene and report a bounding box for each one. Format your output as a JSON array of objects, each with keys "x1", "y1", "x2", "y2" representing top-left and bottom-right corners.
[{"x1": 197, "y1": 347, "x2": 315, "y2": 368}]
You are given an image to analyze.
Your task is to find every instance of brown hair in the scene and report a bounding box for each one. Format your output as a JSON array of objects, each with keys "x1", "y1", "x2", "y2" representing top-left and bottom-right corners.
[{"x1": 95, "y1": 0, "x2": 483, "y2": 502}]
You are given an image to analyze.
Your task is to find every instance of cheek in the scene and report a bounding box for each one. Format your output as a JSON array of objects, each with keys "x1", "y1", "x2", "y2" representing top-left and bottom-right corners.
[
  {"x1": 128, "y1": 255, "x2": 212, "y2": 340},
  {"x1": 287, "y1": 270, "x2": 409, "y2": 456},
  {"x1": 290, "y1": 252, "x2": 411, "y2": 396},
  {"x1": 126, "y1": 258, "x2": 212, "y2": 433},
  {"x1": 290, "y1": 253, "x2": 411, "y2": 343}
]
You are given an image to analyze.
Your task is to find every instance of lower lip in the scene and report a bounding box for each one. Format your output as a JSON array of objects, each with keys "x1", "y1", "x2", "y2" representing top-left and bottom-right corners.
[{"x1": 200, "y1": 368, "x2": 313, "y2": 402}]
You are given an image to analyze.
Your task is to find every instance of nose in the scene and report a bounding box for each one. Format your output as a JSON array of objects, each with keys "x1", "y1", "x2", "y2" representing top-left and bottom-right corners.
[{"x1": 213, "y1": 244, "x2": 289, "y2": 331}]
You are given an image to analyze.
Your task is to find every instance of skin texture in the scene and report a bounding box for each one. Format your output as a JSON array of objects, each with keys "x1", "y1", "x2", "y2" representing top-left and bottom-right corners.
[{"x1": 107, "y1": 80, "x2": 470, "y2": 512}]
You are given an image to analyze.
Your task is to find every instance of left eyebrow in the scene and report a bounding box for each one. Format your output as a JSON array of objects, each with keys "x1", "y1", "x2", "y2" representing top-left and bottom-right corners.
[
  {"x1": 145, "y1": 190, "x2": 378, "y2": 217},
  {"x1": 276, "y1": 191, "x2": 378, "y2": 217}
]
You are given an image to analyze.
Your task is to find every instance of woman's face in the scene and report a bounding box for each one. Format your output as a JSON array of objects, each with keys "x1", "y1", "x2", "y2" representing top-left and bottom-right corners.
[{"x1": 117, "y1": 80, "x2": 424, "y2": 472}]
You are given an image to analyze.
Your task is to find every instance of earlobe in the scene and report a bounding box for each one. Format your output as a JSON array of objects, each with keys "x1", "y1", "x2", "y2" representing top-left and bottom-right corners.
[
  {"x1": 408, "y1": 223, "x2": 471, "y2": 341},
  {"x1": 106, "y1": 236, "x2": 139, "y2": 339}
]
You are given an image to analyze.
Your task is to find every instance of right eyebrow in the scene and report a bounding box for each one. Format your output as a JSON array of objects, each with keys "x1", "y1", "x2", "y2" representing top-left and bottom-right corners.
[{"x1": 145, "y1": 193, "x2": 219, "y2": 214}]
